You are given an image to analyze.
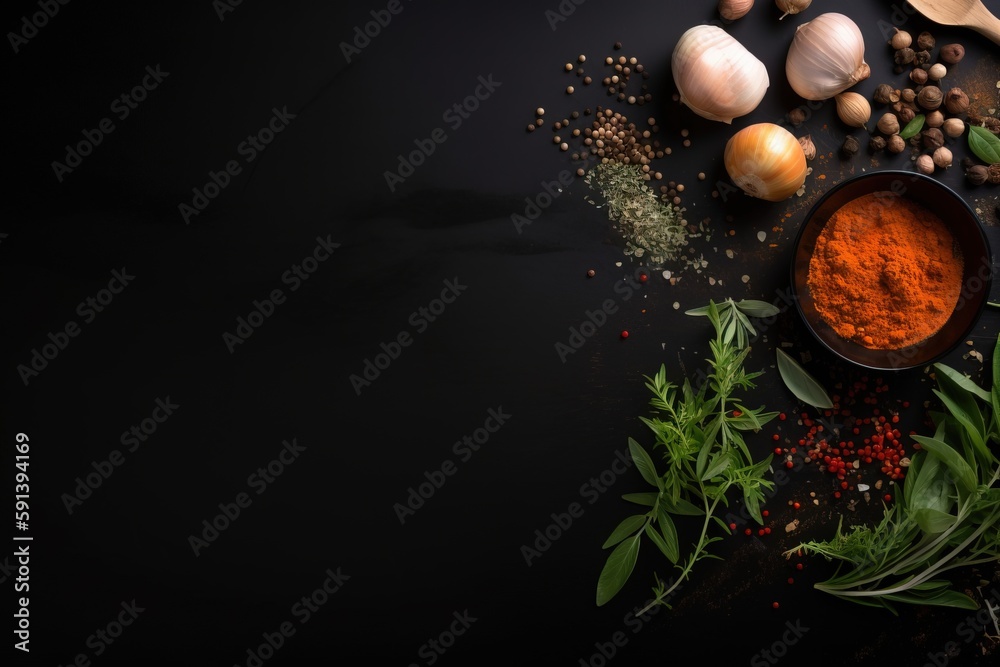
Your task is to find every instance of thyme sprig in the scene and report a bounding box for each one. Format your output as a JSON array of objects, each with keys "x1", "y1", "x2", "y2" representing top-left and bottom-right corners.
[{"x1": 596, "y1": 298, "x2": 780, "y2": 611}]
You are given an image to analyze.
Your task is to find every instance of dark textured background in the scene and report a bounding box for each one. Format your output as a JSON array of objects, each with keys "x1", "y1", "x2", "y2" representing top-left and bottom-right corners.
[{"x1": 4, "y1": 1, "x2": 1000, "y2": 665}]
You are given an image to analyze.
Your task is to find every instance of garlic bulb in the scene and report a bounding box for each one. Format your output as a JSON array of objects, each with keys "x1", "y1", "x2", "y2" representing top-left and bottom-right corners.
[
  {"x1": 719, "y1": 0, "x2": 754, "y2": 21},
  {"x1": 785, "y1": 13, "x2": 870, "y2": 100},
  {"x1": 672, "y1": 25, "x2": 769, "y2": 124},
  {"x1": 724, "y1": 123, "x2": 808, "y2": 201}
]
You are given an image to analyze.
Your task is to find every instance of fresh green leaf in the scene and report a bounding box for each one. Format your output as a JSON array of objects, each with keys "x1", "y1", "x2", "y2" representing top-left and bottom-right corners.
[
  {"x1": 775, "y1": 348, "x2": 833, "y2": 409},
  {"x1": 621, "y1": 492, "x2": 658, "y2": 506},
  {"x1": 702, "y1": 452, "x2": 731, "y2": 481},
  {"x1": 912, "y1": 507, "x2": 958, "y2": 534},
  {"x1": 659, "y1": 496, "x2": 704, "y2": 516},
  {"x1": 934, "y1": 364, "x2": 991, "y2": 403},
  {"x1": 628, "y1": 438, "x2": 659, "y2": 487},
  {"x1": 602, "y1": 515, "x2": 647, "y2": 549},
  {"x1": 968, "y1": 125, "x2": 1000, "y2": 164},
  {"x1": 654, "y1": 504, "x2": 680, "y2": 564},
  {"x1": 911, "y1": 435, "x2": 978, "y2": 496},
  {"x1": 733, "y1": 299, "x2": 780, "y2": 318},
  {"x1": 899, "y1": 114, "x2": 925, "y2": 140},
  {"x1": 596, "y1": 535, "x2": 641, "y2": 606}
]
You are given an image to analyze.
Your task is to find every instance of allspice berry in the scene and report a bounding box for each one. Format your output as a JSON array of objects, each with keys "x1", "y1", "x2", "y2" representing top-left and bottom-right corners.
[
  {"x1": 927, "y1": 63, "x2": 947, "y2": 81},
  {"x1": 940, "y1": 44, "x2": 965, "y2": 64},
  {"x1": 967, "y1": 164, "x2": 989, "y2": 185},
  {"x1": 945, "y1": 87, "x2": 970, "y2": 114},
  {"x1": 841, "y1": 135, "x2": 860, "y2": 158},
  {"x1": 873, "y1": 83, "x2": 898, "y2": 104},
  {"x1": 890, "y1": 28, "x2": 912, "y2": 50},
  {"x1": 917, "y1": 85, "x2": 943, "y2": 110},
  {"x1": 894, "y1": 48, "x2": 916, "y2": 65},
  {"x1": 915, "y1": 154, "x2": 935, "y2": 174},
  {"x1": 917, "y1": 31, "x2": 935, "y2": 50},
  {"x1": 910, "y1": 68, "x2": 929, "y2": 85},
  {"x1": 933, "y1": 146, "x2": 953, "y2": 168},
  {"x1": 877, "y1": 112, "x2": 900, "y2": 135},
  {"x1": 943, "y1": 118, "x2": 966, "y2": 137},
  {"x1": 887, "y1": 134, "x2": 906, "y2": 154},
  {"x1": 921, "y1": 127, "x2": 945, "y2": 150}
]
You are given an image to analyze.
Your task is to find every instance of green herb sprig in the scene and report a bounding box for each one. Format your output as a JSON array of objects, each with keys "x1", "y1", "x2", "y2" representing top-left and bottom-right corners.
[
  {"x1": 787, "y1": 335, "x2": 1000, "y2": 614},
  {"x1": 596, "y1": 298, "x2": 780, "y2": 612}
]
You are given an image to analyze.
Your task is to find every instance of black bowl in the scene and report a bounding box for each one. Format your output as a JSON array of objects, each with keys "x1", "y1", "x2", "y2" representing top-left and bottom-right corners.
[{"x1": 790, "y1": 171, "x2": 993, "y2": 371}]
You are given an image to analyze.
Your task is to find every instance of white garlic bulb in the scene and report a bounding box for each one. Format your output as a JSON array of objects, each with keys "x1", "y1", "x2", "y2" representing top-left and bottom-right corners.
[
  {"x1": 672, "y1": 25, "x2": 769, "y2": 124},
  {"x1": 785, "y1": 13, "x2": 870, "y2": 101}
]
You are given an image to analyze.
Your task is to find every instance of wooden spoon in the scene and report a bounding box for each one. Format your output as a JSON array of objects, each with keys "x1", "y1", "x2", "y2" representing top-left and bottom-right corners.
[{"x1": 906, "y1": 0, "x2": 1000, "y2": 46}]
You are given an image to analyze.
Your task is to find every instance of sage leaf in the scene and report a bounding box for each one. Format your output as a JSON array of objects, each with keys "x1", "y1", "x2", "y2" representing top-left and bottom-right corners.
[
  {"x1": 775, "y1": 348, "x2": 833, "y2": 409},
  {"x1": 621, "y1": 492, "x2": 658, "y2": 506},
  {"x1": 734, "y1": 299, "x2": 780, "y2": 318},
  {"x1": 934, "y1": 364, "x2": 991, "y2": 403},
  {"x1": 602, "y1": 514, "x2": 647, "y2": 549},
  {"x1": 654, "y1": 503, "x2": 680, "y2": 563},
  {"x1": 968, "y1": 125, "x2": 1000, "y2": 164},
  {"x1": 627, "y1": 437, "x2": 658, "y2": 487},
  {"x1": 899, "y1": 114, "x2": 925, "y2": 140},
  {"x1": 596, "y1": 534, "x2": 640, "y2": 606}
]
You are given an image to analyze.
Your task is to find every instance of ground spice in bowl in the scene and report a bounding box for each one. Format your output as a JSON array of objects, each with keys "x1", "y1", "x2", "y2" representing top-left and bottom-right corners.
[{"x1": 806, "y1": 192, "x2": 964, "y2": 350}]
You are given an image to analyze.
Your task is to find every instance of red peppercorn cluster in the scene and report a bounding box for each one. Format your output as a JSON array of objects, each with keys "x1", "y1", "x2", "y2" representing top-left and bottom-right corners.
[{"x1": 782, "y1": 376, "x2": 912, "y2": 484}]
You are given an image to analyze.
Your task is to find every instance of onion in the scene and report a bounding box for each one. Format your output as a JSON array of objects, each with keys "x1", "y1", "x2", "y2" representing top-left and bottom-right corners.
[
  {"x1": 785, "y1": 12, "x2": 870, "y2": 100},
  {"x1": 724, "y1": 123, "x2": 808, "y2": 202}
]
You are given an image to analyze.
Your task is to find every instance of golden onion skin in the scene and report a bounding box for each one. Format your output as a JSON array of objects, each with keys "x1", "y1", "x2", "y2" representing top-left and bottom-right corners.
[{"x1": 724, "y1": 123, "x2": 808, "y2": 202}]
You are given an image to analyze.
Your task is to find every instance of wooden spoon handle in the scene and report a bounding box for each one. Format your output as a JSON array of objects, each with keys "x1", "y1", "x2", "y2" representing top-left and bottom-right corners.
[{"x1": 972, "y1": 3, "x2": 1000, "y2": 46}]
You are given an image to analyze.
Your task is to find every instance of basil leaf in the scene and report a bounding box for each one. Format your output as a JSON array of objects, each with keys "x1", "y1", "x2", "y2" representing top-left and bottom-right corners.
[
  {"x1": 775, "y1": 348, "x2": 833, "y2": 409},
  {"x1": 596, "y1": 534, "x2": 641, "y2": 606},
  {"x1": 968, "y1": 125, "x2": 1000, "y2": 164},
  {"x1": 899, "y1": 114, "x2": 925, "y2": 140}
]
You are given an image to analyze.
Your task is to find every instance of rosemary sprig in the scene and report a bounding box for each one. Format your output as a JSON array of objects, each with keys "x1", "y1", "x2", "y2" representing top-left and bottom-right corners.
[
  {"x1": 595, "y1": 298, "x2": 780, "y2": 611},
  {"x1": 787, "y1": 334, "x2": 1000, "y2": 614}
]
